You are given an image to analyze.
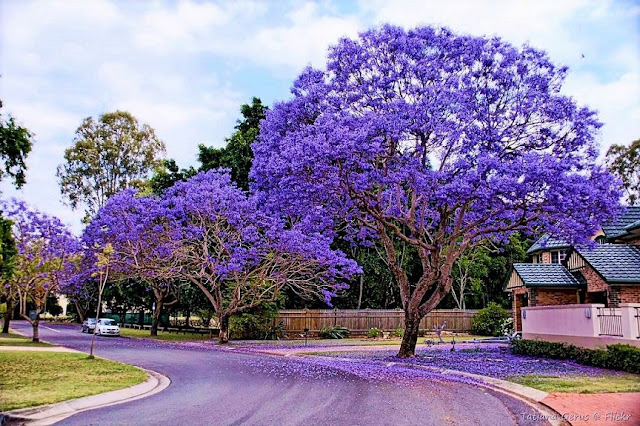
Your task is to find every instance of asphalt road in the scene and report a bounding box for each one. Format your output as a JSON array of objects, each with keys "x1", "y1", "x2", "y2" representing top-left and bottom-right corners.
[{"x1": 10, "y1": 321, "x2": 549, "y2": 426}]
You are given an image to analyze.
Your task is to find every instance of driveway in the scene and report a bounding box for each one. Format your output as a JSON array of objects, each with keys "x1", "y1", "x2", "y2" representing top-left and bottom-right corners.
[{"x1": 9, "y1": 321, "x2": 548, "y2": 425}]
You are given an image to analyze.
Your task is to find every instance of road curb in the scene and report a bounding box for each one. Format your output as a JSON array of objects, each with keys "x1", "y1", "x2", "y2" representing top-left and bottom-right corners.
[{"x1": 1, "y1": 369, "x2": 170, "y2": 426}]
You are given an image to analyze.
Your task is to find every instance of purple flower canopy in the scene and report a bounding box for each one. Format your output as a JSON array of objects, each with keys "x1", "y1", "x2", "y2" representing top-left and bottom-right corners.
[
  {"x1": 248, "y1": 25, "x2": 621, "y2": 356},
  {"x1": 84, "y1": 170, "x2": 359, "y2": 308},
  {"x1": 1, "y1": 198, "x2": 79, "y2": 293},
  {"x1": 251, "y1": 24, "x2": 621, "y2": 247}
]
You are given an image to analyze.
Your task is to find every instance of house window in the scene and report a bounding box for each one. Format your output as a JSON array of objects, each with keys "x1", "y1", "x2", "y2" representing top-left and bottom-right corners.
[{"x1": 551, "y1": 249, "x2": 567, "y2": 264}]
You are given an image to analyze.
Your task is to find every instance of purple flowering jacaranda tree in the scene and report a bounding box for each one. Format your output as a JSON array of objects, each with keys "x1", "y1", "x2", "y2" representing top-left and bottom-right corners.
[
  {"x1": 164, "y1": 170, "x2": 359, "y2": 343},
  {"x1": 2, "y1": 199, "x2": 79, "y2": 342},
  {"x1": 60, "y1": 258, "x2": 98, "y2": 323},
  {"x1": 84, "y1": 189, "x2": 180, "y2": 336},
  {"x1": 251, "y1": 25, "x2": 621, "y2": 357}
]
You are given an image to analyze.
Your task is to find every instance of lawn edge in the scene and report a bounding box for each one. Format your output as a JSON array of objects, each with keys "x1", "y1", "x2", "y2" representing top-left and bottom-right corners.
[{"x1": 0, "y1": 368, "x2": 170, "y2": 425}]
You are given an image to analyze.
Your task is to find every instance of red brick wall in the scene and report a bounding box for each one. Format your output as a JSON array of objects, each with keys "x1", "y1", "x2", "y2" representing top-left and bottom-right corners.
[
  {"x1": 609, "y1": 286, "x2": 640, "y2": 306},
  {"x1": 531, "y1": 288, "x2": 578, "y2": 306},
  {"x1": 581, "y1": 264, "x2": 609, "y2": 293}
]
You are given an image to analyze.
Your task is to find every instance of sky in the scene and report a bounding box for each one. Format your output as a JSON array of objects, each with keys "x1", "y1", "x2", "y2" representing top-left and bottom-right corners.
[{"x1": 1, "y1": 0, "x2": 639, "y2": 233}]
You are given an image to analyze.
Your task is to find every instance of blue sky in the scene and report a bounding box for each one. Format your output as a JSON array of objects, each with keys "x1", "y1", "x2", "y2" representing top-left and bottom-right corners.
[{"x1": 1, "y1": 0, "x2": 638, "y2": 233}]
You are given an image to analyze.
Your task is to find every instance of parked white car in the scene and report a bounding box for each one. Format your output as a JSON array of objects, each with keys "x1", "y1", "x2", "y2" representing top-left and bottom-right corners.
[
  {"x1": 95, "y1": 318, "x2": 120, "y2": 336},
  {"x1": 81, "y1": 318, "x2": 97, "y2": 333}
]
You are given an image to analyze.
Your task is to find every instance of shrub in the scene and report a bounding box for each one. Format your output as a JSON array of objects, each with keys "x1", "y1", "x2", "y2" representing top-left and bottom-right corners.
[
  {"x1": 509, "y1": 340, "x2": 640, "y2": 374},
  {"x1": 198, "y1": 309, "x2": 215, "y2": 328},
  {"x1": 318, "y1": 326, "x2": 350, "y2": 339},
  {"x1": 390, "y1": 327, "x2": 404, "y2": 338},
  {"x1": 599, "y1": 345, "x2": 640, "y2": 374},
  {"x1": 367, "y1": 327, "x2": 382, "y2": 338},
  {"x1": 263, "y1": 320, "x2": 286, "y2": 340},
  {"x1": 509, "y1": 339, "x2": 580, "y2": 359},
  {"x1": 229, "y1": 302, "x2": 280, "y2": 339},
  {"x1": 498, "y1": 317, "x2": 514, "y2": 336},
  {"x1": 471, "y1": 303, "x2": 511, "y2": 336}
]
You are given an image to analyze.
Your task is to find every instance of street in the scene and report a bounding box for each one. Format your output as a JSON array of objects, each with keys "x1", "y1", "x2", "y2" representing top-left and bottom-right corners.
[{"x1": 10, "y1": 321, "x2": 547, "y2": 425}]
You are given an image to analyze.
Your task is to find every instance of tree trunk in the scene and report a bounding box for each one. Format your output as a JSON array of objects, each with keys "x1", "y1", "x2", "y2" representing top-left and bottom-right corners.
[
  {"x1": 397, "y1": 310, "x2": 421, "y2": 358},
  {"x1": 74, "y1": 300, "x2": 86, "y2": 323},
  {"x1": 357, "y1": 275, "x2": 364, "y2": 310},
  {"x1": 218, "y1": 315, "x2": 229, "y2": 344},
  {"x1": 31, "y1": 318, "x2": 40, "y2": 343},
  {"x1": 185, "y1": 308, "x2": 191, "y2": 327},
  {"x1": 2, "y1": 298, "x2": 14, "y2": 334},
  {"x1": 151, "y1": 299, "x2": 163, "y2": 336}
]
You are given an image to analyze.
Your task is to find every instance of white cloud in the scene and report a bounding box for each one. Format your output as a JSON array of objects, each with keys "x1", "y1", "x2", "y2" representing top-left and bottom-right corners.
[
  {"x1": 246, "y1": 3, "x2": 361, "y2": 70},
  {"x1": 564, "y1": 71, "x2": 640, "y2": 149}
]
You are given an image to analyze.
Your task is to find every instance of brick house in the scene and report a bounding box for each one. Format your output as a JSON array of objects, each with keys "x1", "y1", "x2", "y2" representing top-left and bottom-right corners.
[{"x1": 505, "y1": 206, "x2": 640, "y2": 332}]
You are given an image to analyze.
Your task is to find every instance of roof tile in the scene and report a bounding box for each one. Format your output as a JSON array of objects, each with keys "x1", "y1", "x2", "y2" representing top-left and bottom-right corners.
[
  {"x1": 576, "y1": 244, "x2": 640, "y2": 283},
  {"x1": 526, "y1": 234, "x2": 571, "y2": 254},
  {"x1": 513, "y1": 263, "x2": 581, "y2": 287},
  {"x1": 602, "y1": 206, "x2": 640, "y2": 238}
]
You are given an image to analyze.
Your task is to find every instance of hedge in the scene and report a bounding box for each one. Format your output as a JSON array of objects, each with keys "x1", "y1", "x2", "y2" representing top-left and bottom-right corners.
[{"x1": 510, "y1": 339, "x2": 640, "y2": 374}]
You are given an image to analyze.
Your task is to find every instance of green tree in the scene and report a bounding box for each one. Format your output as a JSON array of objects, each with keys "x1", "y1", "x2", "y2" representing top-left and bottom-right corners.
[
  {"x1": 449, "y1": 233, "x2": 529, "y2": 310},
  {"x1": 0, "y1": 217, "x2": 17, "y2": 333},
  {"x1": 57, "y1": 111, "x2": 166, "y2": 220},
  {"x1": 0, "y1": 99, "x2": 33, "y2": 189},
  {"x1": 451, "y1": 247, "x2": 490, "y2": 310},
  {"x1": 606, "y1": 139, "x2": 639, "y2": 205},
  {"x1": 198, "y1": 97, "x2": 267, "y2": 190},
  {"x1": 150, "y1": 98, "x2": 268, "y2": 194},
  {"x1": 149, "y1": 159, "x2": 196, "y2": 195},
  {"x1": 0, "y1": 98, "x2": 32, "y2": 333}
]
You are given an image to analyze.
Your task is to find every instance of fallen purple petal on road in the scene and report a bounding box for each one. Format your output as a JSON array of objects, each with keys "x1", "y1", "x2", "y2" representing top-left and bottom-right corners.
[{"x1": 313, "y1": 344, "x2": 622, "y2": 379}]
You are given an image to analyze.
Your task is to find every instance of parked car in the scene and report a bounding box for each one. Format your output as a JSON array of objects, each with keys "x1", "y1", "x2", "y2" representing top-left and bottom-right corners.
[
  {"x1": 95, "y1": 318, "x2": 120, "y2": 337},
  {"x1": 81, "y1": 318, "x2": 97, "y2": 333}
]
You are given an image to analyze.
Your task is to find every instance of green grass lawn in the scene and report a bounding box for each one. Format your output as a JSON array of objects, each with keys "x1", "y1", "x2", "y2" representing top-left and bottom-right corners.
[
  {"x1": 0, "y1": 331, "x2": 52, "y2": 347},
  {"x1": 119, "y1": 327, "x2": 216, "y2": 342},
  {"x1": 0, "y1": 351, "x2": 146, "y2": 411},
  {"x1": 511, "y1": 374, "x2": 640, "y2": 394}
]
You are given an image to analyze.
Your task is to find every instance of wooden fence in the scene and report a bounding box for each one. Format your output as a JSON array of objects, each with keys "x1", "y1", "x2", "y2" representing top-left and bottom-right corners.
[{"x1": 275, "y1": 309, "x2": 481, "y2": 335}]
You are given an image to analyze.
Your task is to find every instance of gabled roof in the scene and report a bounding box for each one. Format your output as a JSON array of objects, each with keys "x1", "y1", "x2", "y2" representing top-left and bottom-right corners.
[
  {"x1": 602, "y1": 206, "x2": 640, "y2": 238},
  {"x1": 625, "y1": 219, "x2": 640, "y2": 232},
  {"x1": 576, "y1": 244, "x2": 640, "y2": 284},
  {"x1": 526, "y1": 234, "x2": 571, "y2": 254},
  {"x1": 513, "y1": 263, "x2": 581, "y2": 287}
]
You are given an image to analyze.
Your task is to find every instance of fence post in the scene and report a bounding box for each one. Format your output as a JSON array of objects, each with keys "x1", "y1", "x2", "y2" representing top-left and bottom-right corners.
[{"x1": 334, "y1": 308, "x2": 337, "y2": 327}]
